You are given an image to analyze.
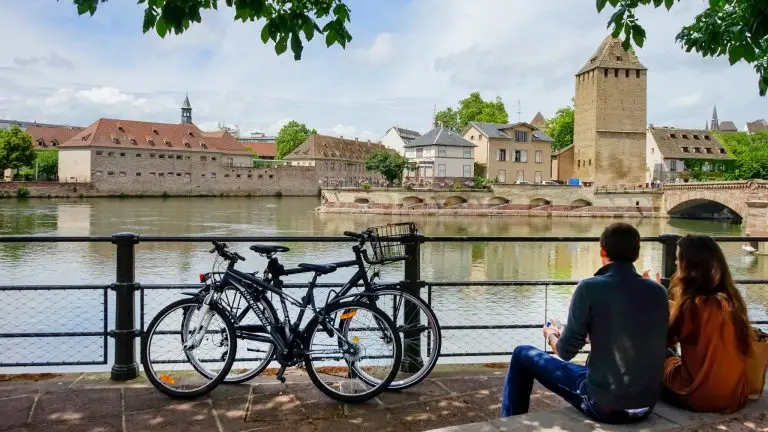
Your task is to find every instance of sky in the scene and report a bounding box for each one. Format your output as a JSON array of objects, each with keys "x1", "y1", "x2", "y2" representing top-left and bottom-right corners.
[{"x1": 0, "y1": 0, "x2": 765, "y2": 140}]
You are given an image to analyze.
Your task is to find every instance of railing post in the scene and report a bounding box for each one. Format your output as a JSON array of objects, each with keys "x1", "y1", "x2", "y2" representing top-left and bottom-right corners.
[
  {"x1": 402, "y1": 233, "x2": 424, "y2": 373},
  {"x1": 111, "y1": 232, "x2": 139, "y2": 381},
  {"x1": 659, "y1": 233, "x2": 680, "y2": 289}
]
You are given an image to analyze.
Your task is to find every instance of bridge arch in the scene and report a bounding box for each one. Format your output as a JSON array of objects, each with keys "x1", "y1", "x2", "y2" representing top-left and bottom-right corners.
[
  {"x1": 530, "y1": 198, "x2": 551, "y2": 207},
  {"x1": 354, "y1": 197, "x2": 370, "y2": 205},
  {"x1": 444, "y1": 196, "x2": 467, "y2": 207},
  {"x1": 667, "y1": 199, "x2": 742, "y2": 221},
  {"x1": 571, "y1": 199, "x2": 592, "y2": 208},
  {"x1": 488, "y1": 196, "x2": 510, "y2": 205},
  {"x1": 402, "y1": 196, "x2": 424, "y2": 206}
]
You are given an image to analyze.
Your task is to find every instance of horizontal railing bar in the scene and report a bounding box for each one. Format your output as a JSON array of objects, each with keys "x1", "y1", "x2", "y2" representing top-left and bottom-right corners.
[
  {"x1": 441, "y1": 324, "x2": 541, "y2": 330},
  {"x1": 0, "y1": 285, "x2": 110, "y2": 291},
  {"x1": 0, "y1": 361, "x2": 107, "y2": 367},
  {"x1": 1, "y1": 235, "x2": 768, "y2": 243},
  {"x1": 0, "y1": 332, "x2": 106, "y2": 337}
]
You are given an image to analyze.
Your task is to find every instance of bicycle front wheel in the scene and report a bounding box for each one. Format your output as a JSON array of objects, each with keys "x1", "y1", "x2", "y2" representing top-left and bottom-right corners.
[
  {"x1": 141, "y1": 298, "x2": 236, "y2": 399},
  {"x1": 302, "y1": 301, "x2": 401, "y2": 403},
  {"x1": 354, "y1": 288, "x2": 441, "y2": 390}
]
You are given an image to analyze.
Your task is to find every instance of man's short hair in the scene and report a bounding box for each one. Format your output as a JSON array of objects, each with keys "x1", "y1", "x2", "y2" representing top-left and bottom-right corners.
[{"x1": 599, "y1": 223, "x2": 641, "y2": 263}]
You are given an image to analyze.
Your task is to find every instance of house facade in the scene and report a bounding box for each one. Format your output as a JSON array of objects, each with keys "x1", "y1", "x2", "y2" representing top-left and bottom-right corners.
[
  {"x1": 403, "y1": 126, "x2": 475, "y2": 184},
  {"x1": 646, "y1": 126, "x2": 731, "y2": 183},
  {"x1": 551, "y1": 144, "x2": 574, "y2": 183},
  {"x1": 463, "y1": 121, "x2": 553, "y2": 184},
  {"x1": 381, "y1": 127, "x2": 421, "y2": 154},
  {"x1": 284, "y1": 134, "x2": 386, "y2": 187}
]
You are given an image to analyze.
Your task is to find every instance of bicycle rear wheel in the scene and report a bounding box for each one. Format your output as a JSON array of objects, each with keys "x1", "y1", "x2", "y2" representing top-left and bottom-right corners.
[
  {"x1": 141, "y1": 298, "x2": 236, "y2": 399},
  {"x1": 302, "y1": 301, "x2": 401, "y2": 403},
  {"x1": 353, "y1": 288, "x2": 441, "y2": 390}
]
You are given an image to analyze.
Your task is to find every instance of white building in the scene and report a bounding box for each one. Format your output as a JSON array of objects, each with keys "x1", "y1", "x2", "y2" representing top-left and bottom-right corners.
[
  {"x1": 646, "y1": 125, "x2": 731, "y2": 183},
  {"x1": 403, "y1": 126, "x2": 476, "y2": 183},
  {"x1": 381, "y1": 127, "x2": 421, "y2": 154}
]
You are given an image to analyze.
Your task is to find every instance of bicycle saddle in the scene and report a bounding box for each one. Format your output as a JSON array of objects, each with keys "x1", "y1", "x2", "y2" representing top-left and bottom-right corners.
[
  {"x1": 297, "y1": 263, "x2": 337, "y2": 275},
  {"x1": 249, "y1": 244, "x2": 290, "y2": 254}
]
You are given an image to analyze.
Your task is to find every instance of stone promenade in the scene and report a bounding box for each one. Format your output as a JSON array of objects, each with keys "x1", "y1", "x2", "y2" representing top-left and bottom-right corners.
[{"x1": 0, "y1": 364, "x2": 765, "y2": 431}]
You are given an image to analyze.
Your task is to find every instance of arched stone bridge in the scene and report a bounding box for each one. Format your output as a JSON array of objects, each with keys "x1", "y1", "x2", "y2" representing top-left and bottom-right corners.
[{"x1": 663, "y1": 180, "x2": 768, "y2": 219}]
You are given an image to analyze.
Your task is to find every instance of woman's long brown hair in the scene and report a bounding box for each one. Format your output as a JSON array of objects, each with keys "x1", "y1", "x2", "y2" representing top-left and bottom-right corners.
[{"x1": 669, "y1": 235, "x2": 753, "y2": 357}]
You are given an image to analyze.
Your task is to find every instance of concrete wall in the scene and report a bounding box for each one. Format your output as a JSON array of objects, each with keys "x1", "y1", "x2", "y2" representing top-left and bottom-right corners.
[{"x1": 58, "y1": 149, "x2": 92, "y2": 182}]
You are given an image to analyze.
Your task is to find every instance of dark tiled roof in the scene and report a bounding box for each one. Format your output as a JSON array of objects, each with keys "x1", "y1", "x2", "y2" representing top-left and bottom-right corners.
[
  {"x1": 576, "y1": 36, "x2": 646, "y2": 75},
  {"x1": 27, "y1": 126, "x2": 83, "y2": 149},
  {"x1": 648, "y1": 127, "x2": 730, "y2": 160},
  {"x1": 404, "y1": 127, "x2": 476, "y2": 148},
  {"x1": 746, "y1": 119, "x2": 768, "y2": 134},
  {"x1": 392, "y1": 127, "x2": 421, "y2": 140},
  {"x1": 284, "y1": 134, "x2": 387, "y2": 161},
  {"x1": 719, "y1": 121, "x2": 738, "y2": 132},
  {"x1": 530, "y1": 112, "x2": 547, "y2": 128},
  {"x1": 59, "y1": 118, "x2": 248, "y2": 154},
  {"x1": 467, "y1": 121, "x2": 552, "y2": 141}
]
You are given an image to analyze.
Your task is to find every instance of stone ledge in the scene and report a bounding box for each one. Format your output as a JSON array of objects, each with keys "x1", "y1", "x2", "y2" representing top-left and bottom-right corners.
[{"x1": 425, "y1": 397, "x2": 768, "y2": 432}]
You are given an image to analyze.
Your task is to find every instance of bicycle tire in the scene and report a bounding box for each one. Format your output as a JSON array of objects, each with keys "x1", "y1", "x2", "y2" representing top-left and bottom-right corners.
[
  {"x1": 352, "y1": 288, "x2": 441, "y2": 390},
  {"x1": 141, "y1": 298, "x2": 237, "y2": 399},
  {"x1": 302, "y1": 301, "x2": 401, "y2": 403},
  {"x1": 183, "y1": 286, "x2": 278, "y2": 384}
]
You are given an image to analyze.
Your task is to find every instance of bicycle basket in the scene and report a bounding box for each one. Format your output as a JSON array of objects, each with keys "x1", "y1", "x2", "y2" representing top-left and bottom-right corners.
[{"x1": 367, "y1": 222, "x2": 418, "y2": 264}]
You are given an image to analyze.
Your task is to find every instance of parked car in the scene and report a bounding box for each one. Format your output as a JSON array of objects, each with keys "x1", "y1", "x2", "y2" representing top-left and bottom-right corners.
[
  {"x1": 514, "y1": 180, "x2": 531, "y2": 185},
  {"x1": 540, "y1": 180, "x2": 559, "y2": 186}
]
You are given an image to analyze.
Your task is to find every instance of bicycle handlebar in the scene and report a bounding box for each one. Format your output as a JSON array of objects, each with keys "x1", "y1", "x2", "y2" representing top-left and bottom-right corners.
[{"x1": 208, "y1": 241, "x2": 246, "y2": 262}]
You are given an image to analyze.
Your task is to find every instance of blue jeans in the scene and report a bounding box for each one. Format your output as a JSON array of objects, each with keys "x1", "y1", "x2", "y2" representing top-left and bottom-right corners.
[{"x1": 501, "y1": 345, "x2": 653, "y2": 424}]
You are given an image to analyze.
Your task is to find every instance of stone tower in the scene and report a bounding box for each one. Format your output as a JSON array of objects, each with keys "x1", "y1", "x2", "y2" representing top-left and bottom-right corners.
[
  {"x1": 181, "y1": 93, "x2": 192, "y2": 124},
  {"x1": 573, "y1": 36, "x2": 647, "y2": 186}
]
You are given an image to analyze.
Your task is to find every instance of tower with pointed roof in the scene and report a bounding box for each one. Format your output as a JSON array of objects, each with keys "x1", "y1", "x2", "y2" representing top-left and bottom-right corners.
[
  {"x1": 572, "y1": 36, "x2": 647, "y2": 186},
  {"x1": 181, "y1": 94, "x2": 192, "y2": 124},
  {"x1": 710, "y1": 105, "x2": 719, "y2": 131}
]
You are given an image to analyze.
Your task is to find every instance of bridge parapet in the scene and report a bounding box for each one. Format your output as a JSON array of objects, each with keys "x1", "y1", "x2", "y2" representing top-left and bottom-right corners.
[{"x1": 663, "y1": 179, "x2": 768, "y2": 191}]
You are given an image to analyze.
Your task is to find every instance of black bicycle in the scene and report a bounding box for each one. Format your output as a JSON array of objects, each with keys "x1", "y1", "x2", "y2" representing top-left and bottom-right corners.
[
  {"x1": 185, "y1": 223, "x2": 441, "y2": 390},
  {"x1": 141, "y1": 241, "x2": 402, "y2": 403}
]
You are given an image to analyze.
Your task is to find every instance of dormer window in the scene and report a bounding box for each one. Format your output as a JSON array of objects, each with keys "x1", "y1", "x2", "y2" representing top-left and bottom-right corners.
[
  {"x1": 164, "y1": 138, "x2": 172, "y2": 147},
  {"x1": 152, "y1": 128, "x2": 159, "y2": 135},
  {"x1": 704, "y1": 135, "x2": 711, "y2": 140},
  {"x1": 682, "y1": 134, "x2": 689, "y2": 139},
  {"x1": 705, "y1": 148, "x2": 713, "y2": 154},
  {"x1": 719, "y1": 148, "x2": 727, "y2": 154},
  {"x1": 187, "y1": 131, "x2": 194, "y2": 137},
  {"x1": 111, "y1": 134, "x2": 120, "y2": 144},
  {"x1": 184, "y1": 142, "x2": 191, "y2": 148},
  {"x1": 681, "y1": 147, "x2": 690, "y2": 153},
  {"x1": 117, "y1": 123, "x2": 124, "y2": 132},
  {"x1": 693, "y1": 135, "x2": 700, "y2": 140},
  {"x1": 146, "y1": 137, "x2": 155, "y2": 146},
  {"x1": 129, "y1": 137, "x2": 137, "y2": 145},
  {"x1": 81, "y1": 133, "x2": 91, "y2": 141},
  {"x1": 669, "y1": 134, "x2": 677, "y2": 139},
  {"x1": 694, "y1": 147, "x2": 702, "y2": 153},
  {"x1": 200, "y1": 143, "x2": 208, "y2": 149},
  {"x1": 51, "y1": 139, "x2": 58, "y2": 147},
  {"x1": 616, "y1": 56, "x2": 623, "y2": 62}
]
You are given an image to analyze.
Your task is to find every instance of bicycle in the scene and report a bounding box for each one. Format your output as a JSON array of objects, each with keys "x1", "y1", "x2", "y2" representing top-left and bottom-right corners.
[
  {"x1": 141, "y1": 241, "x2": 402, "y2": 402},
  {"x1": 186, "y1": 222, "x2": 441, "y2": 390}
]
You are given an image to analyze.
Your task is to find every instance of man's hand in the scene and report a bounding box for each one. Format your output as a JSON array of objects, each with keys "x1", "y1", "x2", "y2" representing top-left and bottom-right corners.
[
  {"x1": 543, "y1": 324, "x2": 561, "y2": 340},
  {"x1": 642, "y1": 269, "x2": 662, "y2": 285}
]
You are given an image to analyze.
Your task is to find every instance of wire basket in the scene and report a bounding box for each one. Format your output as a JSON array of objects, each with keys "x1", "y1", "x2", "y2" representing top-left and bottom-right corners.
[{"x1": 367, "y1": 222, "x2": 418, "y2": 264}]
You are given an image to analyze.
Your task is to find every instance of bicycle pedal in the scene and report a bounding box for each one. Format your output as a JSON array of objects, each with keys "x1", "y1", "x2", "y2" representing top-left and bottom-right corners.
[{"x1": 276, "y1": 366, "x2": 286, "y2": 384}]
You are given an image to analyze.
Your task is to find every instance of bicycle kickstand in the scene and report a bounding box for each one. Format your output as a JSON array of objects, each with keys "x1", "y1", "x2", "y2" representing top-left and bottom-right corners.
[{"x1": 276, "y1": 365, "x2": 286, "y2": 384}]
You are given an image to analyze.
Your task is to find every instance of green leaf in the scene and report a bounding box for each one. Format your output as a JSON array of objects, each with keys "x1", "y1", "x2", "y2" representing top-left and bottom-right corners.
[
  {"x1": 760, "y1": 76, "x2": 768, "y2": 97},
  {"x1": 728, "y1": 45, "x2": 743, "y2": 65},
  {"x1": 611, "y1": 21, "x2": 624, "y2": 38},
  {"x1": 156, "y1": 17, "x2": 168, "y2": 38},
  {"x1": 275, "y1": 35, "x2": 288, "y2": 55},
  {"x1": 631, "y1": 24, "x2": 646, "y2": 48},
  {"x1": 325, "y1": 30, "x2": 337, "y2": 47},
  {"x1": 665, "y1": 0, "x2": 675, "y2": 9},
  {"x1": 303, "y1": 20, "x2": 315, "y2": 41},
  {"x1": 260, "y1": 25, "x2": 270, "y2": 44},
  {"x1": 596, "y1": 0, "x2": 610, "y2": 13},
  {"x1": 290, "y1": 32, "x2": 303, "y2": 60}
]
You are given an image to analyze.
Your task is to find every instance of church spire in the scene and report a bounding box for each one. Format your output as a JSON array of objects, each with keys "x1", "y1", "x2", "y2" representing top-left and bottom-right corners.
[
  {"x1": 181, "y1": 93, "x2": 192, "y2": 124},
  {"x1": 710, "y1": 105, "x2": 719, "y2": 131}
]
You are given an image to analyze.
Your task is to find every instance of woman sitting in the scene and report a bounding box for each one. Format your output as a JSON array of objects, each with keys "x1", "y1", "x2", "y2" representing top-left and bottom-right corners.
[{"x1": 663, "y1": 234, "x2": 753, "y2": 414}]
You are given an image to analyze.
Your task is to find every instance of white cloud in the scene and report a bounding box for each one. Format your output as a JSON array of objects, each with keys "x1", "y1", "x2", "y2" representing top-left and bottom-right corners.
[
  {"x1": 670, "y1": 93, "x2": 703, "y2": 109},
  {"x1": 354, "y1": 33, "x2": 395, "y2": 65}
]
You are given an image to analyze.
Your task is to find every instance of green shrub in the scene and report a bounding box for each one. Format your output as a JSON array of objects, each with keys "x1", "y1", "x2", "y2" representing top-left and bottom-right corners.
[
  {"x1": 362, "y1": 183, "x2": 371, "y2": 191},
  {"x1": 16, "y1": 186, "x2": 30, "y2": 199},
  {"x1": 274, "y1": 190, "x2": 283, "y2": 198}
]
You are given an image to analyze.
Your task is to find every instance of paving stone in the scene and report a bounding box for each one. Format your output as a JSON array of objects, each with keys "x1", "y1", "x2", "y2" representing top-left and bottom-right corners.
[
  {"x1": 124, "y1": 401, "x2": 219, "y2": 432},
  {"x1": 490, "y1": 409, "x2": 596, "y2": 431},
  {"x1": 30, "y1": 416, "x2": 123, "y2": 432},
  {"x1": 392, "y1": 395, "x2": 492, "y2": 431},
  {"x1": 123, "y1": 387, "x2": 194, "y2": 413},
  {"x1": 311, "y1": 415, "x2": 407, "y2": 432},
  {"x1": 246, "y1": 384, "x2": 305, "y2": 422},
  {"x1": 0, "y1": 395, "x2": 35, "y2": 430},
  {"x1": 560, "y1": 406, "x2": 679, "y2": 431},
  {"x1": 0, "y1": 383, "x2": 40, "y2": 399},
  {"x1": 436, "y1": 376, "x2": 504, "y2": 394},
  {"x1": 377, "y1": 379, "x2": 453, "y2": 406},
  {"x1": 211, "y1": 396, "x2": 249, "y2": 432},
  {"x1": 208, "y1": 383, "x2": 252, "y2": 401},
  {"x1": 31, "y1": 388, "x2": 121, "y2": 424}
]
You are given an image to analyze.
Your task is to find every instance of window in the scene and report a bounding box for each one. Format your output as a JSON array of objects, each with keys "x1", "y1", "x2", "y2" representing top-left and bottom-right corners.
[
  {"x1": 201, "y1": 173, "x2": 206, "y2": 177},
  {"x1": 463, "y1": 148, "x2": 471, "y2": 158},
  {"x1": 516, "y1": 170, "x2": 525, "y2": 182},
  {"x1": 682, "y1": 134, "x2": 689, "y2": 139},
  {"x1": 438, "y1": 147, "x2": 447, "y2": 157},
  {"x1": 651, "y1": 148, "x2": 655, "y2": 154},
  {"x1": 269, "y1": 174, "x2": 274, "y2": 179},
  {"x1": 201, "y1": 156, "x2": 207, "y2": 161},
  {"x1": 201, "y1": 143, "x2": 208, "y2": 149},
  {"x1": 211, "y1": 173, "x2": 217, "y2": 178},
  {"x1": 108, "y1": 152, "x2": 115, "y2": 157},
  {"x1": 159, "y1": 154, "x2": 165, "y2": 159},
  {"x1": 681, "y1": 147, "x2": 690, "y2": 153},
  {"x1": 176, "y1": 173, "x2": 182, "y2": 177},
  {"x1": 694, "y1": 147, "x2": 702, "y2": 153},
  {"x1": 704, "y1": 135, "x2": 711, "y2": 140},
  {"x1": 636, "y1": 70, "x2": 641, "y2": 78},
  {"x1": 604, "y1": 69, "x2": 608, "y2": 77},
  {"x1": 158, "y1": 173, "x2": 165, "y2": 177},
  {"x1": 136, "y1": 153, "x2": 141, "y2": 157},
  {"x1": 703, "y1": 162, "x2": 712, "y2": 172},
  {"x1": 247, "y1": 174, "x2": 253, "y2": 179},
  {"x1": 176, "y1": 155, "x2": 183, "y2": 160},
  {"x1": 147, "y1": 138, "x2": 155, "y2": 146},
  {"x1": 95, "y1": 171, "x2": 103, "y2": 176},
  {"x1": 614, "y1": 69, "x2": 618, "y2": 77},
  {"x1": 589, "y1": 159, "x2": 592, "y2": 166},
  {"x1": 149, "y1": 172, "x2": 156, "y2": 177},
  {"x1": 535, "y1": 150, "x2": 542, "y2": 163},
  {"x1": 135, "y1": 172, "x2": 142, "y2": 177},
  {"x1": 625, "y1": 69, "x2": 629, "y2": 78},
  {"x1": 515, "y1": 130, "x2": 528, "y2": 142},
  {"x1": 184, "y1": 142, "x2": 191, "y2": 148},
  {"x1": 463, "y1": 165, "x2": 471, "y2": 177},
  {"x1": 670, "y1": 160, "x2": 677, "y2": 172},
  {"x1": 212, "y1": 157, "x2": 217, "y2": 161},
  {"x1": 236, "y1": 174, "x2": 242, "y2": 178},
  {"x1": 497, "y1": 149, "x2": 507, "y2": 161},
  {"x1": 129, "y1": 138, "x2": 137, "y2": 145},
  {"x1": 112, "y1": 136, "x2": 120, "y2": 144},
  {"x1": 164, "y1": 139, "x2": 172, "y2": 147},
  {"x1": 330, "y1": 162, "x2": 335, "y2": 171},
  {"x1": 670, "y1": 134, "x2": 677, "y2": 139},
  {"x1": 185, "y1": 156, "x2": 190, "y2": 160},
  {"x1": 719, "y1": 148, "x2": 727, "y2": 154},
  {"x1": 705, "y1": 148, "x2": 713, "y2": 154},
  {"x1": 438, "y1": 164, "x2": 446, "y2": 177},
  {"x1": 107, "y1": 171, "x2": 115, "y2": 176},
  {"x1": 497, "y1": 170, "x2": 506, "y2": 183},
  {"x1": 416, "y1": 147, "x2": 424, "y2": 157},
  {"x1": 578, "y1": 160, "x2": 581, "y2": 167},
  {"x1": 224, "y1": 174, "x2": 230, "y2": 178},
  {"x1": 120, "y1": 152, "x2": 126, "y2": 157},
  {"x1": 95, "y1": 151, "x2": 103, "y2": 156},
  {"x1": 693, "y1": 135, "x2": 700, "y2": 140},
  {"x1": 514, "y1": 150, "x2": 527, "y2": 163},
  {"x1": 534, "y1": 171, "x2": 542, "y2": 184},
  {"x1": 616, "y1": 56, "x2": 623, "y2": 62},
  {"x1": 470, "y1": 135, "x2": 474, "y2": 140}
]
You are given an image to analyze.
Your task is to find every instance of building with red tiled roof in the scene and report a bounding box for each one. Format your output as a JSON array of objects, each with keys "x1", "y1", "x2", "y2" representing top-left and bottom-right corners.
[
  {"x1": 284, "y1": 134, "x2": 387, "y2": 187},
  {"x1": 27, "y1": 126, "x2": 84, "y2": 149}
]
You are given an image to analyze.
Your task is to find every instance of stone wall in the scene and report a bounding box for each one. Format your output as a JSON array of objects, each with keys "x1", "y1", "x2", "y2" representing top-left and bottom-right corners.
[
  {"x1": 662, "y1": 180, "x2": 768, "y2": 218},
  {"x1": 0, "y1": 181, "x2": 95, "y2": 198}
]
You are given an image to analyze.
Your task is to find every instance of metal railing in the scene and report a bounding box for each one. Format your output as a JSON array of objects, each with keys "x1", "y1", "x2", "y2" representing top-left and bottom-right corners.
[{"x1": 0, "y1": 233, "x2": 767, "y2": 380}]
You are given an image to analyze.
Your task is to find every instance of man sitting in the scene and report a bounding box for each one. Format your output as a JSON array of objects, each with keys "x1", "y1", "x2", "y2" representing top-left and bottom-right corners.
[{"x1": 501, "y1": 223, "x2": 669, "y2": 424}]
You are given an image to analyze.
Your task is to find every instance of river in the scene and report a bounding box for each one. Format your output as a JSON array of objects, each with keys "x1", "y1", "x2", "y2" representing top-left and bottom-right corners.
[{"x1": 1, "y1": 197, "x2": 767, "y2": 370}]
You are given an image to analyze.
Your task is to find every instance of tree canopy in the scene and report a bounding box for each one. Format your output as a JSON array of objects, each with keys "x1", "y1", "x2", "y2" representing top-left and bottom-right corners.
[
  {"x1": 275, "y1": 120, "x2": 315, "y2": 159},
  {"x1": 67, "y1": 0, "x2": 352, "y2": 60},
  {"x1": 716, "y1": 131, "x2": 768, "y2": 180},
  {"x1": 598, "y1": 0, "x2": 768, "y2": 95},
  {"x1": 435, "y1": 92, "x2": 509, "y2": 133},
  {"x1": 0, "y1": 127, "x2": 36, "y2": 172},
  {"x1": 365, "y1": 149, "x2": 415, "y2": 184},
  {"x1": 545, "y1": 102, "x2": 574, "y2": 151},
  {"x1": 35, "y1": 150, "x2": 59, "y2": 180}
]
